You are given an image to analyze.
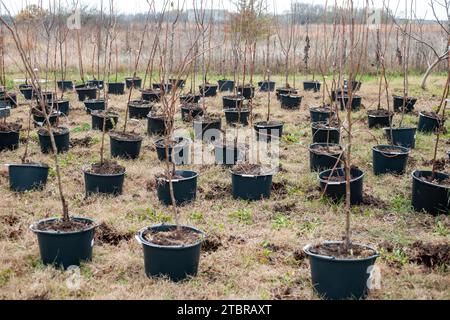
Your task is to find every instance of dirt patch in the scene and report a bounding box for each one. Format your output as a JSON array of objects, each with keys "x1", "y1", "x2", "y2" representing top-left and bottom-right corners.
[
  {"x1": 272, "y1": 201, "x2": 296, "y2": 213},
  {"x1": 204, "y1": 185, "x2": 231, "y2": 200},
  {"x1": 272, "y1": 181, "x2": 290, "y2": 197},
  {"x1": 144, "y1": 227, "x2": 204, "y2": 246},
  {"x1": 87, "y1": 161, "x2": 125, "y2": 175},
  {"x1": 362, "y1": 193, "x2": 389, "y2": 209},
  {"x1": 34, "y1": 219, "x2": 94, "y2": 233},
  {"x1": 95, "y1": 223, "x2": 132, "y2": 246},
  {"x1": 202, "y1": 235, "x2": 222, "y2": 253},
  {"x1": 70, "y1": 137, "x2": 94, "y2": 148},
  {"x1": 305, "y1": 186, "x2": 323, "y2": 201},
  {"x1": 0, "y1": 123, "x2": 21, "y2": 132},
  {"x1": 309, "y1": 242, "x2": 377, "y2": 259}
]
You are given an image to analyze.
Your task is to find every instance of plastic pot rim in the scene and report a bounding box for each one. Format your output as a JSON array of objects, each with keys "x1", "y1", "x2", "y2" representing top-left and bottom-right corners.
[
  {"x1": 155, "y1": 170, "x2": 199, "y2": 183},
  {"x1": 309, "y1": 143, "x2": 343, "y2": 155},
  {"x1": 109, "y1": 132, "x2": 144, "y2": 143},
  {"x1": 83, "y1": 167, "x2": 126, "y2": 178},
  {"x1": 411, "y1": 170, "x2": 450, "y2": 190},
  {"x1": 309, "y1": 107, "x2": 333, "y2": 114},
  {"x1": 135, "y1": 224, "x2": 205, "y2": 250},
  {"x1": 224, "y1": 108, "x2": 250, "y2": 114},
  {"x1": 230, "y1": 169, "x2": 276, "y2": 178},
  {"x1": 154, "y1": 137, "x2": 192, "y2": 148},
  {"x1": 372, "y1": 145, "x2": 410, "y2": 155},
  {"x1": 6, "y1": 163, "x2": 49, "y2": 169},
  {"x1": 383, "y1": 127, "x2": 417, "y2": 132},
  {"x1": 30, "y1": 217, "x2": 98, "y2": 236},
  {"x1": 303, "y1": 241, "x2": 379, "y2": 263},
  {"x1": 38, "y1": 127, "x2": 70, "y2": 137},
  {"x1": 254, "y1": 121, "x2": 284, "y2": 129},
  {"x1": 318, "y1": 168, "x2": 365, "y2": 185}
]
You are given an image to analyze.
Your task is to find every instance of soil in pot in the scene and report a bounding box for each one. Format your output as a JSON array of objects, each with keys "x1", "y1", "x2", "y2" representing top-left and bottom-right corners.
[
  {"x1": 309, "y1": 143, "x2": 343, "y2": 172},
  {"x1": 412, "y1": 170, "x2": 450, "y2": 215},
  {"x1": 84, "y1": 161, "x2": 126, "y2": 196},
  {"x1": 367, "y1": 109, "x2": 393, "y2": 129},
  {"x1": 156, "y1": 170, "x2": 198, "y2": 206},
  {"x1": 224, "y1": 108, "x2": 250, "y2": 126},
  {"x1": 418, "y1": 111, "x2": 444, "y2": 133},
  {"x1": 231, "y1": 164, "x2": 274, "y2": 201},
  {"x1": 304, "y1": 242, "x2": 379, "y2": 300},
  {"x1": 38, "y1": 126, "x2": 70, "y2": 154},
  {"x1": 310, "y1": 107, "x2": 333, "y2": 123},
  {"x1": 312, "y1": 121, "x2": 341, "y2": 144},
  {"x1": 181, "y1": 103, "x2": 204, "y2": 122},
  {"x1": 0, "y1": 123, "x2": 21, "y2": 151},
  {"x1": 8, "y1": 163, "x2": 49, "y2": 192},
  {"x1": 91, "y1": 110, "x2": 119, "y2": 131},
  {"x1": 128, "y1": 100, "x2": 153, "y2": 119},
  {"x1": 109, "y1": 131, "x2": 143, "y2": 160},
  {"x1": 155, "y1": 137, "x2": 191, "y2": 165},
  {"x1": 193, "y1": 116, "x2": 222, "y2": 142},
  {"x1": 223, "y1": 95, "x2": 245, "y2": 109},
  {"x1": 137, "y1": 225, "x2": 204, "y2": 282},
  {"x1": 141, "y1": 89, "x2": 161, "y2": 102},
  {"x1": 31, "y1": 217, "x2": 96, "y2": 269},
  {"x1": 373, "y1": 145, "x2": 409, "y2": 175},
  {"x1": 319, "y1": 167, "x2": 364, "y2": 205},
  {"x1": 254, "y1": 121, "x2": 284, "y2": 141}
]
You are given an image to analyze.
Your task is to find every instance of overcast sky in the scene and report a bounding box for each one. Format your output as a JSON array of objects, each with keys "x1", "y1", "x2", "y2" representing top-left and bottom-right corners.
[{"x1": 0, "y1": 0, "x2": 447, "y2": 20}]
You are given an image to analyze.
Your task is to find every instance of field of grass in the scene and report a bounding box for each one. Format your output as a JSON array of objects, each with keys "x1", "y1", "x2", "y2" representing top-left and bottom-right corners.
[{"x1": 0, "y1": 74, "x2": 449, "y2": 300}]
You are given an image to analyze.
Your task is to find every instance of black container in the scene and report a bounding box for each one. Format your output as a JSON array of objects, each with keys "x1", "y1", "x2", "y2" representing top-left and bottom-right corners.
[
  {"x1": 181, "y1": 105, "x2": 204, "y2": 122},
  {"x1": 147, "y1": 115, "x2": 168, "y2": 136},
  {"x1": 107, "y1": 82, "x2": 125, "y2": 95},
  {"x1": 339, "y1": 95, "x2": 362, "y2": 111},
  {"x1": 280, "y1": 94, "x2": 302, "y2": 110},
  {"x1": 344, "y1": 80, "x2": 362, "y2": 91},
  {"x1": 318, "y1": 168, "x2": 364, "y2": 205},
  {"x1": 180, "y1": 94, "x2": 201, "y2": 104},
  {"x1": 38, "y1": 127, "x2": 70, "y2": 154},
  {"x1": 412, "y1": 170, "x2": 450, "y2": 215},
  {"x1": 47, "y1": 100, "x2": 70, "y2": 116},
  {"x1": 136, "y1": 224, "x2": 204, "y2": 282},
  {"x1": 309, "y1": 143, "x2": 343, "y2": 172},
  {"x1": 31, "y1": 217, "x2": 97, "y2": 270},
  {"x1": 373, "y1": 145, "x2": 409, "y2": 176},
  {"x1": 303, "y1": 81, "x2": 321, "y2": 92},
  {"x1": 110, "y1": 133, "x2": 143, "y2": 160},
  {"x1": 193, "y1": 118, "x2": 222, "y2": 142},
  {"x1": 84, "y1": 168, "x2": 125, "y2": 196},
  {"x1": 224, "y1": 108, "x2": 250, "y2": 126},
  {"x1": 75, "y1": 86, "x2": 98, "y2": 101},
  {"x1": 231, "y1": 170, "x2": 273, "y2": 201},
  {"x1": 218, "y1": 79, "x2": 235, "y2": 92},
  {"x1": 8, "y1": 164, "x2": 49, "y2": 192},
  {"x1": 199, "y1": 84, "x2": 218, "y2": 97},
  {"x1": 156, "y1": 170, "x2": 198, "y2": 206},
  {"x1": 84, "y1": 99, "x2": 105, "y2": 114},
  {"x1": 33, "y1": 112, "x2": 59, "y2": 127},
  {"x1": 214, "y1": 144, "x2": 245, "y2": 166},
  {"x1": 125, "y1": 77, "x2": 142, "y2": 89},
  {"x1": 153, "y1": 83, "x2": 173, "y2": 93},
  {"x1": 141, "y1": 90, "x2": 161, "y2": 103},
  {"x1": 367, "y1": 110, "x2": 393, "y2": 129},
  {"x1": 310, "y1": 107, "x2": 333, "y2": 123},
  {"x1": 91, "y1": 112, "x2": 119, "y2": 131},
  {"x1": 254, "y1": 122, "x2": 284, "y2": 142},
  {"x1": 312, "y1": 122, "x2": 341, "y2": 144},
  {"x1": 276, "y1": 88, "x2": 297, "y2": 100},
  {"x1": 0, "y1": 130, "x2": 20, "y2": 152},
  {"x1": 0, "y1": 92, "x2": 18, "y2": 108},
  {"x1": 223, "y1": 96, "x2": 245, "y2": 110},
  {"x1": 258, "y1": 81, "x2": 276, "y2": 92},
  {"x1": 155, "y1": 137, "x2": 191, "y2": 165},
  {"x1": 128, "y1": 100, "x2": 152, "y2": 119},
  {"x1": 393, "y1": 96, "x2": 417, "y2": 112},
  {"x1": 57, "y1": 80, "x2": 74, "y2": 91},
  {"x1": 169, "y1": 78, "x2": 186, "y2": 89},
  {"x1": 331, "y1": 89, "x2": 348, "y2": 102},
  {"x1": 418, "y1": 112, "x2": 442, "y2": 133},
  {"x1": 236, "y1": 85, "x2": 255, "y2": 100},
  {"x1": 384, "y1": 127, "x2": 417, "y2": 149},
  {"x1": 87, "y1": 80, "x2": 104, "y2": 89},
  {"x1": 35, "y1": 91, "x2": 54, "y2": 104},
  {"x1": 304, "y1": 242, "x2": 379, "y2": 300},
  {"x1": 19, "y1": 85, "x2": 34, "y2": 100}
]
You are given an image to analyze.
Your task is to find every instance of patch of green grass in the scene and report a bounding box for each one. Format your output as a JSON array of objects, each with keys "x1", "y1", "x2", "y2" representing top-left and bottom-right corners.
[
  {"x1": 380, "y1": 248, "x2": 409, "y2": 267},
  {"x1": 229, "y1": 208, "x2": 253, "y2": 225},
  {"x1": 298, "y1": 219, "x2": 322, "y2": 235},
  {"x1": 0, "y1": 268, "x2": 12, "y2": 286},
  {"x1": 190, "y1": 212, "x2": 204, "y2": 223},
  {"x1": 272, "y1": 214, "x2": 292, "y2": 230},
  {"x1": 131, "y1": 207, "x2": 173, "y2": 224},
  {"x1": 391, "y1": 194, "x2": 413, "y2": 213},
  {"x1": 434, "y1": 220, "x2": 449, "y2": 237},
  {"x1": 72, "y1": 123, "x2": 91, "y2": 133}
]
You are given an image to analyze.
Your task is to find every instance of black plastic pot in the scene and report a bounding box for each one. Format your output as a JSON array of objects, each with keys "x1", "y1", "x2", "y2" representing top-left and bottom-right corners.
[
  {"x1": 91, "y1": 112, "x2": 119, "y2": 131},
  {"x1": 318, "y1": 168, "x2": 365, "y2": 205},
  {"x1": 47, "y1": 100, "x2": 70, "y2": 116},
  {"x1": 8, "y1": 164, "x2": 49, "y2": 192},
  {"x1": 110, "y1": 133, "x2": 143, "y2": 160},
  {"x1": 280, "y1": 94, "x2": 302, "y2": 110},
  {"x1": 107, "y1": 82, "x2": 125, "y2": 95},
  {"x1": 75, "y1": 86, "x2": 98, "y2": 101},
  {"x1": 231, "y1": 170, "x2": 273, "y2": 201},
  {"x1": 153, "y1": 83, "x2": 173, "y2": 93},
  {"x1": 169, "y1": 79, "x2": 186, "y2": 89},
  {"x1": 236, "y1": 85, "x2": 255, "y2": 100},
  {"x1": 344, "y1": 80, "x2": 362, "y2": 91},
  {"x1": 418, "y1": 112, "x2": 442, "y2": 133},
  {"x1": 142, "y1": 90, "x2": 161, "y2": 103},
  {"x1": 84, "y1": 168, "x2": 125, "y2": 196},
  {"x1": 258, "y1": 81, "x2": 276, "y2": 92},
  {"x1": 214, "y1": 144, "x2": 245, "y2": 166},
  {"x1": 312, "y1": 122, "x2": 341, "y2": 144},
  {"x1": 373, "y1": 145, "x2": 409, "y2": 176},
  {"x1": 310, "y1": 107, "x2": 333, "y2": 123},
  {"x1": 199, "y1": 84, "x2": 218, "y2": 97},
  {"x1": 128, "y1": 100, "x2": 153, "y2": 119},
  {"x1": 276, "y1": 88, "x2": 297, "y2": 100},
  {"x1": 36, "y1": 91, "x2": 54, "y2": 104},
  {"x1": 87, "y1": 80, "x2": 104, "y2": 89},
  {"x1": 224, "y1": 108, "x2": 250, "y2": 126},
  {"x1": 57, "y1": 80, "x2": 73, "y2": 91},
  {"x1": 384, "y1": 127, "x2": 417, "y2": 149},
  {"x1": 304, "y1": 242, "x2": 379, "y2": 300},
  {"x1": 181, "y1": 105, "x2": 204, "y2": 122},
  {"x1": 33, "y1": 112, "x2": 59, "y2": 127},
  {"x1": 412, "y1": 170, "x2": 450, "y2": 215},
  {"x1": 393, "y1": 96, "x2": 417, "y2": 112},
  {"x1": 254, "y1": 122, "x2": 284, "y2": 142},
  {"x1": 303, "y1": 81, "x2": 321, "y2": 92},
  {"x1": 0, "y1": 130, "x2": 20, "y2": 152},
  {"x1": 155, "y1": 137, "x2": 191, "y2": 165},
  {"x1": 367, "y1": 110, "x2": 393, "y2": 129},
  {"x1": 193, "y1": 118, "x2": 222, "y2": 142},
  {"x1": 31, "y1": 217, "x2": 97, "y2": 269},
  {"x1": 180, "y1": 94, "x2": 201, "y2": 104},
  {"x1": 331, "y1": 89, "x2": 348, "y2": 102},
  {"x1": 223, "y1": 95, "x2": 245, "y2": 110},
  {"x1": 38, "y1": 127, "x2": 70, "y2": 154},
  {"x1": 136, "y1": 224, "x2": 204, "y2": 282},
  {"x1": 19, "y1": 85, "x2": 34, "y2": 100},
  {"x1": 156, "y1": 170, "x2": 198, "y2": 206},
  {"x1": 0, "y1": 92, "x2": 17, "y2": 108},
  {"x1": 125, "y1": 77, "x2": 142, "y2": 89},
  {"x1": 84, "y1": 99, "x2": 105, "y2": 114},
  {"x1": 218, "y1": 79, "x2": 235, "y2": 92},
  {"x1": 147, "y1": 115, "x2": 168, "y2": 136},
  {"x1": 309, "y1": 143, "x2": 343, "y2": 172},
  {"x1": 339, "y1": 95, "x2": 362, "y2": 111}
]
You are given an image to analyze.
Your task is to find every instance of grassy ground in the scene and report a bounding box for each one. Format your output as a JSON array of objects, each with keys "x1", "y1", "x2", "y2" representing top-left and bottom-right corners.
[{"x1": 0, "y1": 74, "x2": 449, "y2": 300}]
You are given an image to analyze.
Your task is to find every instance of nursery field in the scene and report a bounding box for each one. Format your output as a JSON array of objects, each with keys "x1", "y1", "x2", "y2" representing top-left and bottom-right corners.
[{"x1": 0, "y1": 74, "x2": 449, "y2": 300}]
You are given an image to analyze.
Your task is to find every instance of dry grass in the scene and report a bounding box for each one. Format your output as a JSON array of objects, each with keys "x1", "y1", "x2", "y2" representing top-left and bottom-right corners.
[{"x1": 0, "y1": 74, "x2": 449, "y2": 300}]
